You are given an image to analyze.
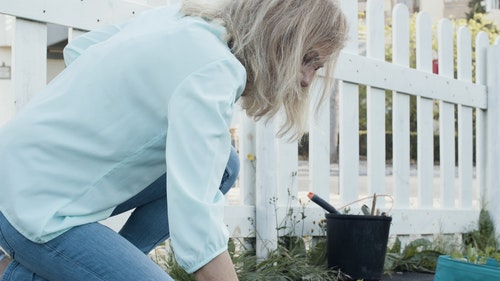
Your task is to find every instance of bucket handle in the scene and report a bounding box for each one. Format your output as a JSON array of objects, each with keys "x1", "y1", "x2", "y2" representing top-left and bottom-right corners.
[{"x1": 338, "y1": 194, "x2": 394, "y2": 216}]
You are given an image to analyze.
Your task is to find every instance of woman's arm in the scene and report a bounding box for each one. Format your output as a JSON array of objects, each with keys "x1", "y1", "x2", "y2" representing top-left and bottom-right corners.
[
  {"x1": 165, "y1": 57, "x2": 246, "y2": 273},
  {"x1": 194, "y1": 250, "x2": 238, "y2": 281}
]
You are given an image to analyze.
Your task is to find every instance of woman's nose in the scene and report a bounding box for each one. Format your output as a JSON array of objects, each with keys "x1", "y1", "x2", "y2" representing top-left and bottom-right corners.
[{"x1": 301, "y1": 67, "x2": 315, "y2": 87}]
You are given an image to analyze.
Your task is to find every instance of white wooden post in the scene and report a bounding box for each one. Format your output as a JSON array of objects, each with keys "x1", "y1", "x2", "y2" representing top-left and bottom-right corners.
[
  {"x1": 486, "y1": 44, "x2": 500, "y2": 233},
  {"x1": 276, "y1": 110, "x2": 298, "y2": 235},
  {"x1": 456, "y1": 27, "x2": 473, "y2": 209},
  {"x1": 240, "y1": 112, "x2": 257, "y2": 206},
  {"x1": 330, "y1": 84, "x2": 340, "y2": 163},
  {"x1": 392, "y1": 4, "x2": 410, "y2": 208},
  {"x1": 309, "y1": 77, "x2": 331, "y2": 200},
  {"x1": 437, "y1": 19, "x2": 456, "y2": 208},
  {"x1": 475, "y1": 32, "x2": 489, "y2": 204},
  {"x1": 366, "y1": 0, "x2": 386, "y2": 196},
  {"x1": 338, "y1": 0, "x2": 360, "y2": 205},
  {"x1": 12, "y1": 18, "x2": 47, "y2": 110},
  {"x1": 255, "y1": 119, "x2": 278, "y2": 259},
  {"x1": 415, "y1": 12, "x2": 435, "y2": 208}
]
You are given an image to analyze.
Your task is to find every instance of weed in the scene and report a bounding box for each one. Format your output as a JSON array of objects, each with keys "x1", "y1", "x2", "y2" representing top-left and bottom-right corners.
[
  {"x1": 384, "y1": 208, "x2": 500, "y2": 274},
  {"x1": 384, "y1": 237, "x2": 445, "y2": 273},
  {"x1": 451, "y1": 209, "x2": 500, "y2": 264}
]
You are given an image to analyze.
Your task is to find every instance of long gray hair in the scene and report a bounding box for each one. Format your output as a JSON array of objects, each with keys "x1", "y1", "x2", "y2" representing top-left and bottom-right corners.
[{"x1": 182, "y1": 0, "x2": 348, "y2": 140}]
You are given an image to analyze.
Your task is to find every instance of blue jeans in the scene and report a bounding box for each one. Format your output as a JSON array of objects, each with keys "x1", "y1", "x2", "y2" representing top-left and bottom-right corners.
[{"x1": 0, "y1": 147, "x2": 239, "y2": 281}]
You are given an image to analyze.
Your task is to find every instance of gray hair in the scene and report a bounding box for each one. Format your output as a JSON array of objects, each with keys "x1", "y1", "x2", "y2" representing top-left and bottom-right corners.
[{"x1": 182, "y1": 0, "x2": 348, "y2": 140}]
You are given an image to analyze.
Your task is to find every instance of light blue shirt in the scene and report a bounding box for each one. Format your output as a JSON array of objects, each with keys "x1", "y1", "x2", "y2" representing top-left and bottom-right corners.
[{"x1": 0, "y1": 5, "x2": 246, "y2": 273}]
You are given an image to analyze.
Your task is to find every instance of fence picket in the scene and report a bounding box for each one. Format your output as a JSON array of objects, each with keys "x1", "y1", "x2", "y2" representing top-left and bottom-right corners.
[
  {"x1": 276, "y1": 111, "x2": 298, "y2": 208},
  {"x1": 239, "y1": 112, "x2": 256, "y2": 206},
  {"x1": 486, "y1": 44, "x2": 500, "y2": 237},
  {"x1": 438, "y1": 19, "x2": 456, "y2": 208},
  {"x1": 309, "y1": 77, "x2": 331, "y2": 201},
  {"x1": 475, "y1": 32, "x2": 489, "y2": 203},
  {"x1": 457, "y1": 27, "x2": 473, "y2": 209},
  {"x1": 415, "y1": 12, "x2": 435, "y2": 208},
  {"x1": 366, "y1": 0, "x2": 386, "y2": 197},
  {"x1": 255, "y1": 120, "x2": 278, "y2": 258},
  {"x1": 392, "y1": 4, "x2": 410, "y2": 208},
  {"x1": 338, "y1": 0, "x2": 360, "y2": 205}
]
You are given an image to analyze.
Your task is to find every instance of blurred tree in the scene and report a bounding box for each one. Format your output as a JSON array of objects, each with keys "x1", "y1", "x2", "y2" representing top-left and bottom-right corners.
[{"x1": 466, "y1": 0, "x2": 487, "y2": 21}]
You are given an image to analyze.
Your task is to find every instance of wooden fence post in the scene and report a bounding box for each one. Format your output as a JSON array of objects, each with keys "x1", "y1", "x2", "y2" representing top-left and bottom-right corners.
[
  {"x1": 437, "y1": 19, "x2": 456, "y2": 209},
  {"x1": 392, "y1": 4, "x2": 410, "y2": 209},
  {"x1": 475, "y1": 32, "x2": 489, "y2": 211},
  {"x1": 366, "y1": 0, "x2": 386, "y2": 196},
  {"x1": 486, "y1": 44, "x2": 500, "y2": 233},
  {"x1": 416, "y1": 11, "x2": 435, "y2": 208},
  {"x1": 338, "y1": 0, "x2": 359, "y2": 205},
  {"x1": 456, "y1": 26, "x2": 473, "y2": 209},
  {"x1": 255, "y1": 119, "x2": 278, "y2": 259},
  {"x1": 309, "y1": 77, "x2": 331, "y2": 201}
]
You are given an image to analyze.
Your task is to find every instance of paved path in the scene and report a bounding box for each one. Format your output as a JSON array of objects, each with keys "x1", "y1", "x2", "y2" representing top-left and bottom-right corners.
[{"x1": 227, "y1": 160, "x2": 480, "y2": 210}]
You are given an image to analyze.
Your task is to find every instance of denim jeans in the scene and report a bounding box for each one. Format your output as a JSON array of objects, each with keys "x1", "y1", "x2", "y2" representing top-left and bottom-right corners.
[{"x1": 0, "y1": 147, "x2": 239, "y2": 281}]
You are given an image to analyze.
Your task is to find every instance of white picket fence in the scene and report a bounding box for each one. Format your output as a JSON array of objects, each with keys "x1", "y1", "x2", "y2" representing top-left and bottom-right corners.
[{"x1": 1, "y1": 0, "x2": 500, "y2": 259}]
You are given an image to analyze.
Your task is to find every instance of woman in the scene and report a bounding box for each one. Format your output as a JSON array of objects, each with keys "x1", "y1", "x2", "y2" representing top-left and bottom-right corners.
[{"x1": 0, "y1": 0, "x2": 348, "y2": 280}]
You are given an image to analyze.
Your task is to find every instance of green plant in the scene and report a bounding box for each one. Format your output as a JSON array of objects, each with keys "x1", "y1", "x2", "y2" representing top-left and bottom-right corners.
[
  {"x1": 383, "y1": 208, "x2": 500, "y2": 275},
  {"x1": 451, "y1": 209, "x2": 500, "y2": 265},
  {"x1": 450, "y1": 245, "x2": 500, "y2": 265},
  {"x1": 384, "y1": 237, "x2": 445, "y2": 273},
  {"x1": 152, "y1": 190, "x2": 349, "y2": 281},
  {"x1": 463, "y1": 209, "x2": 498, "y2": 250},
  {"x1": 241, "y1": 189, "x2": 346, "y2": 281},
  {"x1": 233, "y1": 239, "x2": 344, "y2": 281},
  {"x1": 157, "y1": 232, "x2": 344, "y2": 280}
]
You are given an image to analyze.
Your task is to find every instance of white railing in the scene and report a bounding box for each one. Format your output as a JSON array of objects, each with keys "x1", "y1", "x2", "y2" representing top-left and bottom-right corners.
[{"x1": 1, "y1": 0, "x2": 500, "y2": 259}]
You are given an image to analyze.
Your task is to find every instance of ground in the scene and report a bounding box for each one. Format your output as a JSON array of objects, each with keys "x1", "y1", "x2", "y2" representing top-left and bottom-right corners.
[{"x1": 383, "y1": 271, "x2": 435, "y2": 281}]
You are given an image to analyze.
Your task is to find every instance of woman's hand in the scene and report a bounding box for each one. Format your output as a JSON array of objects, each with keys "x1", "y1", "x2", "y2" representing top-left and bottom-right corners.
[{"x1": 194, "y1": 250, "x2": 238, "y2": 281}]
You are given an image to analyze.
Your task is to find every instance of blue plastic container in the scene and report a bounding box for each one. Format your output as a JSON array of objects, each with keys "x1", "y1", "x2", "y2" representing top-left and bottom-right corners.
[{"x1": 434, "y1": 255, "x2": 500, "y2": 281}]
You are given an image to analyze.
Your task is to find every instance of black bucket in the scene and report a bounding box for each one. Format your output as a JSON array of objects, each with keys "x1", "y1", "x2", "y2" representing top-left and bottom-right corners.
[{"x1": 326, "y1": 213, "x2": 392, "y2": 281}]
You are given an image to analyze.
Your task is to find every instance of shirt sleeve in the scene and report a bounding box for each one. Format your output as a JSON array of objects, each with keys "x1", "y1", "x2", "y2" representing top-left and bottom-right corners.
[
  {"x1": 165, "y1": 58, "x2": 246, "y2": 273},
  {"x1": 62, "y1": 4, "x2": 182, "y2": 66},
  {"x1": 63, "y1": 23, "x2": 124, "y2": 66}
]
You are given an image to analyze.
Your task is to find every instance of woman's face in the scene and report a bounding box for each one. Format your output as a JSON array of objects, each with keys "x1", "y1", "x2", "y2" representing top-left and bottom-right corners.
[{"x1": 300, "y1": 49, "x2": 329, "y2": 88}]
